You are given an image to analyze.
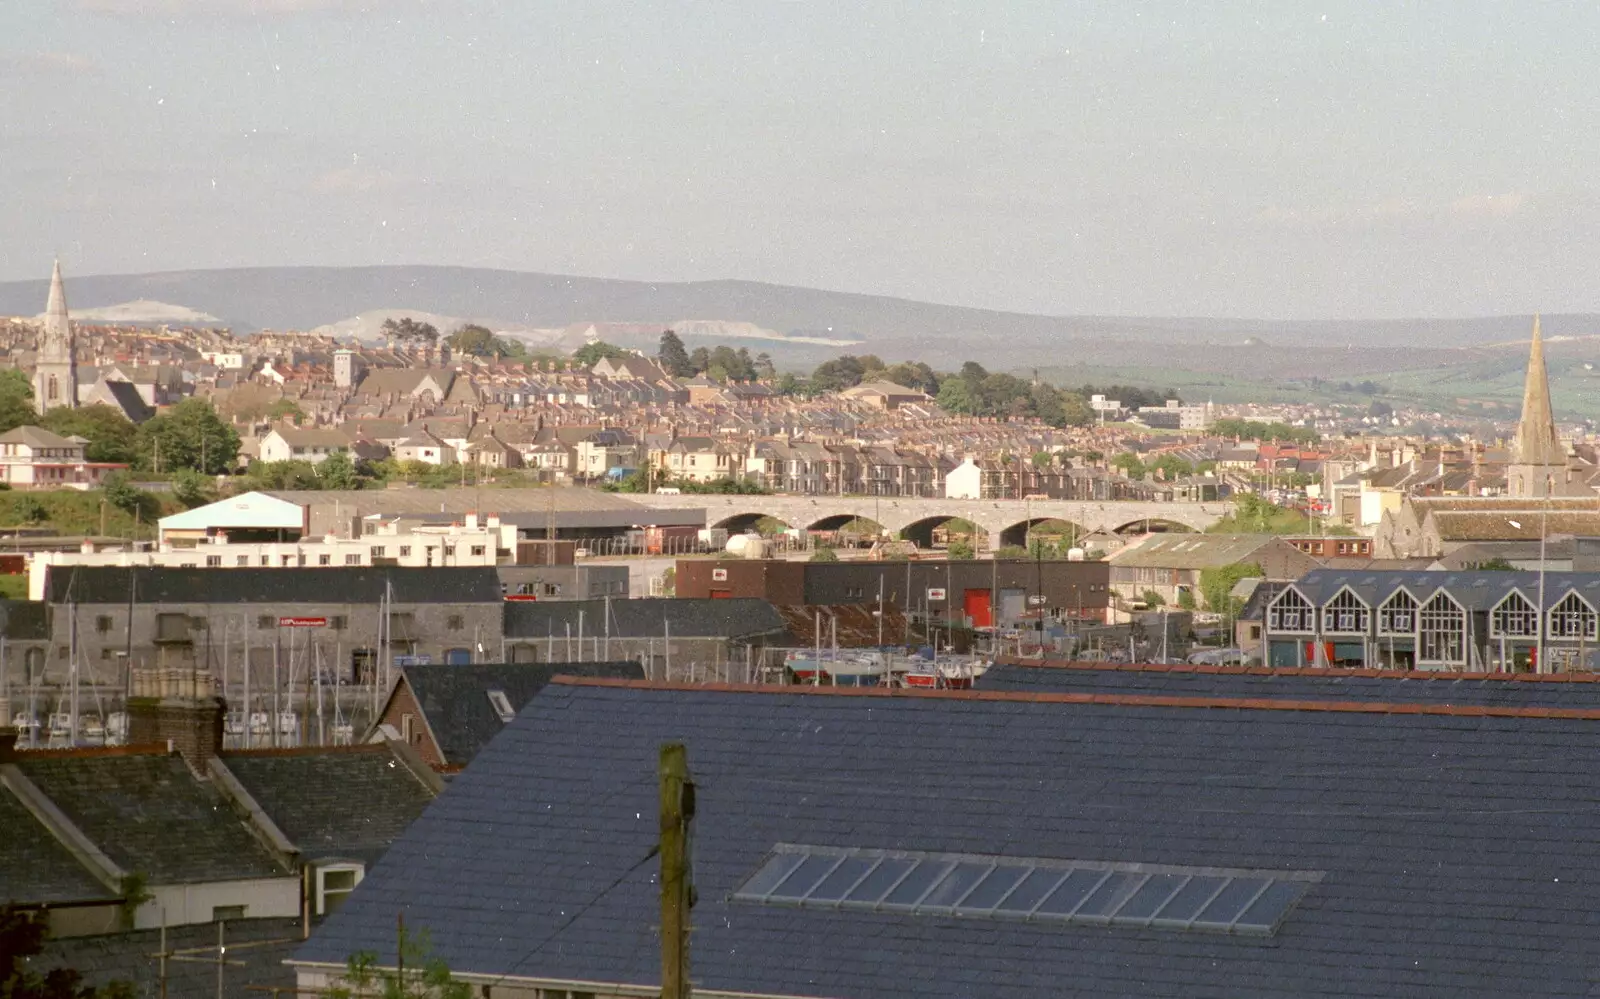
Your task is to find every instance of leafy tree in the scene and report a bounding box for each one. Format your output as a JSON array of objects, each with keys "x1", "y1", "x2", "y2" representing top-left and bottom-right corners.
[
  {"x1": 0, "y1": 369, "x2": 35, "y2": 435},
  {"x1": 1148, "y1": 454, "x2": 1195, "y2": 480},
  {"x1": 1110, "y1": 453, "x2": 1146, "y2": 480},
  {"x1": 753, "y1": 352, "x2": 777, "y2": 380},
  {"x1": 326, "y1": 927, "x2": 470, "y2": 999},
  {"x1": 7, "y1": 493, "x2": 47, "y2": 524},
  {"x1": 658, "y1": 329, "x2": 693, "y2": 377},
  {"x1": 810, "y1": 544, "x2": 839, "y2": 562},
  {"x1": 1140, "y1": 589, "x2": 1167, "y2": 607},
  {"x1": 1199, "y1": 562, "x2": 1264, "y2": 614},
  {"x1": 240, "y1": 460, "x2": 329, "y2": 491},
  {"x1": 134, "y1": 399, "x2": 239, "y2": 475},
  {"x1": 38, "y1": 405, "x2": 137, "y2": 464},
  {"x1": 1473, "y1": 557, "x2": 1518, "y2": 571},
  {"x1": 447, "y1": 324, "x2": 496, "y2": 356},
  {"x1": 571, "y1": 341, "x2": 631, "y2": 367},
  {"x1": 1031, "y1": 452, "x2": 1055, "y2": 468},
  {"x1": 100, "y1": 472, "x2": 145, "y2": 515},
  {"x1": 687, "y1": 346, "x2": 711, "y2": 374},
  {"x1": 380, "y1": 316, "x2": 439, "y2": 345},
  {"x1": 1177, "y1": 588, "x2": 1197, "y2": 611},
  {"x1": 265, "y1": 398, "x2": 305, "y2": 423},
  {"x1": 810, "y1": 356, "x2": 869, "y2": 392},
  {"x1": 0, "y1": 904, "x2": 135, "y2": 999},
  {"x1": 880, "y1": 361, "x2": 939, "y2": 394},
  {"x1": 946, "y1": 539, "x2": 975, "y2": 560},
  {"x1": 170, "y1": 468, "x2": 213, "y2": 509},
  {"x1": 318, "y1": 450, "x2": 360, "y2": 490},
  {"x1": 935, "y1": 377, "x2": 979, "y2": 414},
  {"x1": 1083, "y1": 450, "x2": 1105, "y2": 464}
]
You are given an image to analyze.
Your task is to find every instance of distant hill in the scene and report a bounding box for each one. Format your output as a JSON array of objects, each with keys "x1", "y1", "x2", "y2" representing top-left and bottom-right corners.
[{"x1": 0, "y1": 265, "x2": 1592, "y2": 371}]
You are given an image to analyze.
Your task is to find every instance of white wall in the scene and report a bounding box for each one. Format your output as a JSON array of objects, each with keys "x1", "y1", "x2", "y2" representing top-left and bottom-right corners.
[
  {"x1": 137, "y1": 877, "x2": 300, "y2": 928},
  {"x1": 945, "y1": 459, "x2": 981, "y2": 500}
]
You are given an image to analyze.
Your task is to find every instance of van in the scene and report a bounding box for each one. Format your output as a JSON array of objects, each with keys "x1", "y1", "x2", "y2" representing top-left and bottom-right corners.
[{"x1": 654, "y1": 487, "x2": 681, "y2": 495}]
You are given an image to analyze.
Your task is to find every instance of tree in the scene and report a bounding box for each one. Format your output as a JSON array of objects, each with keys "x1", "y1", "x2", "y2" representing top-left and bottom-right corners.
[
  {"x1": 810, "y1": 544, "x2": 839, "y2": 562},
  {"x1": 810, "y1": 356, "x2": 868, "y2": 392},
  {"x1": 447, "y1": 324, "x2": 496, "y2": 357},
  {"x1": 326, "y1": 927, "x2": 470, "y2": 999},
  {"x1": 570, "y1": 341, "x2": 631, "y2": 367},
  {"x1": 946, "y1": 539, "x2": 975, "y2": 560},
  {"x1": 318, "y1": 450, "x2": 360, "y2": 490},
  {"x1": 658, "y1": 330, "x2": 693, "y2": 377},
  {"x1": 1110, "y1": 453, "x2": 1146, "y2": 480},
  {"x1": 101, "y1": 472, "x2": 145, "y2": 515},
  {"x1": 1474, "y1": 557, "x2": 1518, "y2": 571},
  {"x1": 1198, "y1": 562, "x2": 1263, "y2": 615},
  {"x1": 935, "y1": 377, "x2": 979, "y2": 415},
  {"x1": 0, "y1": 369, "x2": 35, "y2": 435},
  {"x1": 7, "y1": 493, "x2": 47, "y2": 524},
  {"x1": 38, "y1": 405, "x2": 138, "y2": 464},
  {"x1": 687, "y1": 346, "x2": 711, "y2": 374},
  {"x1": 0, "y1": 904, "x2": 135, "y2": 999},
  {"x1": 1140, "y1": 589, "x2": 1166, "y2": 607},
  {"x1": 380, "y1": 316, "x2": 439, "y2": 345},
  {"x1": 170, "y1": 468, "x2": 213, "y2": 509},
  {"x1": 134, "y1": 399, "x2": 239, "y2": 475},
  {"x1": 753, "y1": 352, "x2": 777, "y2": 380}
]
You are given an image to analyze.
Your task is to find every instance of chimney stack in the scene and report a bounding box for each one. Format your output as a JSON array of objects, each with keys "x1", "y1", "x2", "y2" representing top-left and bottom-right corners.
[{"x1": 126, "y1": 665, "x2": 224, "y2": 774}]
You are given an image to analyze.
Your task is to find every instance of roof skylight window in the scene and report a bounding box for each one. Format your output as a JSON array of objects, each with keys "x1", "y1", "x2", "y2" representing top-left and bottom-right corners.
[{"x1": 733, "y1": 845, "x2": 1319, "y2": 937}]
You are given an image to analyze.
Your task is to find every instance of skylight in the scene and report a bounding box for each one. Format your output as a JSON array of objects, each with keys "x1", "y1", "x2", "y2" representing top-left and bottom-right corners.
[
  {"x1": 486, "y1": 689, "x2": 515, "y2": 723},
  {"x1": 732, "y1": 845, "x2": 1319, "y2": 937}
]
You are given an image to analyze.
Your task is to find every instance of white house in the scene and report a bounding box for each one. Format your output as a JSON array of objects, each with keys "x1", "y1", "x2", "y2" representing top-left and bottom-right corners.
[
  {"x1": 0, "y1": 425, "x2": 127, "y2": 490},
  {"x1": 394, "y1": 429, "x2": 456, "y2": 466},
  {"x1": 258, "y1": 426, "x2": 353, "y2": 465},
  {"x1": 945, "y1": 456, "x2": 982, "y2": 499}
]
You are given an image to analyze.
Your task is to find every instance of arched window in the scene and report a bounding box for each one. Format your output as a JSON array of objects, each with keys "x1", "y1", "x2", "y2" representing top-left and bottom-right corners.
[
  {"x1": 1419, "y1": 592, "x2": 1466, "y2": 664},
  {"x1": 1268, "y1": 588, "x2": 1314, "y2": 632},
  {"x1": 46, "y1": 375, "x2": 58, "y2": 401}
]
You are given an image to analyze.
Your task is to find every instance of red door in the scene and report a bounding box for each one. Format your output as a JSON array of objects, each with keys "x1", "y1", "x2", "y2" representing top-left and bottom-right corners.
[
  {"x1": 964, "y1": 589, "x2": 993, "y2": 628},
  {"x1": 710, "y1": 589, "x2": 733, "y2": 599}
]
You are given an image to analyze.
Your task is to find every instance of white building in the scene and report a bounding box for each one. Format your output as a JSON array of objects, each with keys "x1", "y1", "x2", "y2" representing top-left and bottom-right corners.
[
  {"x1": 258, "y1": 426, "x2": 354, "y2": 465},
  {"x1": 0, "y1": 426, "x2": 127, "y2": 489},
  {"x1": 945, "y1": 457, "x2": 982, "y2": 500}
]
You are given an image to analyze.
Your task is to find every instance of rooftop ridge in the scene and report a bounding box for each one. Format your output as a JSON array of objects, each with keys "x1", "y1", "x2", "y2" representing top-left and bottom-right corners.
[
  {"x1": 547, "y1": 675, "x2": 1600, "y2": 720},
  {"x1": 11, "y1": 741, "x2": 172, "y2": 760},
  {"x1": 220, "y1": 742, "x2": 393, "y2": 758},
  {"x1": 995, "y1": 658, "x2": 1600, "y2": 683}
]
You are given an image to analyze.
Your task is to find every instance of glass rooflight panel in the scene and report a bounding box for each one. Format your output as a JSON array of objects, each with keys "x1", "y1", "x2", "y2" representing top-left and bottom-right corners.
[
  {"x1": 1030, "y1": 868, "x2": 1113, "y2": 920},
  {"x1": 953, "y1": 865, "x2": 1033, "y2": 914},
  {"x1": 993, "y1": 867, "x2": 1074, "y2": 916},
  {"x1": 914, "y1": 861, "x2": 992, "y2": 913},
  {"x1": 841, "y1": 856, "x2": 916, "y2": 906},
  {"x1": 734, "y1": 851, "x2": 808, "y2": 900},
  {"x1": 880, "y1": 860, "x2": 955, "y2": 909},
  {"x1": 1147, "y1": 876, "x2": 1230, "y2": 929},
  {"x1": 806, "y1": 855, "x2": 880, "y2": 903},
  {"x1": 1188, "y1": 877, "x2": 1272, "y2": 930},
  {"x1": 1231, "y1": 879, "x2": 1312, "y2": 935},
  {"x1": 767, "y1": 853, "x2": 847, "y2": 901},
  {"x1": 1071, "y1": 872, "x2": 1143, "y2": 924},
  {"x1": 1108, "y1": 874, "x2": 1189, "y2": 926}
]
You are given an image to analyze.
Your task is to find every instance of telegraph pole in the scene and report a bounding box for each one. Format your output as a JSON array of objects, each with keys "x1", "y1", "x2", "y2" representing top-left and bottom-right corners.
[{"x1": 659, "y1": 742, "x2": 694, "y2": 999}]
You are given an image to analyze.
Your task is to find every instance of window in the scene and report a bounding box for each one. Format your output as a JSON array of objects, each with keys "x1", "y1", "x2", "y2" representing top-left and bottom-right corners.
[
  {"x1": 95, "y1": 615, "x2": 113, "y2": 633},
  {"x1": 471, "y1": 545, "x2": 485, "y2": 557},
  {"x1": 1549, "y1": 592, "x2": 1598, "y2": 640},
  {"x1": 399, "y1": 545, "x2": 411, "y2": 557},
  {"x1": 319, "y1": 554, "x2": 331, "y2": 566},
  {"x1": 258, "y1": 615, "x2": 275, "y2": 629},
  {"x1": 1267, "y1": 588, "x2": 1314, "y2": 632},
  {"x1": 487, "y1": 689, "x2": 515, "y2": 722},
  {"x1": 445, "y1": 546, "x2": 456, "y2": 558},
  {"x1": 155, "y1": 613, "x2": 191, "y2": 642},
  {"x1": 346, "y1": 554, "x2": 361, "y2": 565},
  {"x1": 1321, "y1": 589, "x2": 1368, "y2": 634},
  {"x1": 329, "y1": 615, "x2": 347, "y2": 631},
  {"x1": 733, "y1": 845, "x2": 1319, "y2": 937},
  {"x1": 236, "y1": 555, "x2": 249, "y2": 566},
  {"x1": 401, "y1": 713, "x2": 415, "y2": 742},
  {"x1": 371, "y1": 546, "x2": 386, "y2": 558},
  {"x1": 212, "y1": 905, "x2": 246, "y2": 922},
  {"x1": 260, "y1": 556, "x2": 269, "y2": 566},
  {"x1": 544, "y1": 583, "x2": 560, "y2": 596},
  {"x1": 447, "y1": 614, "x2": 464, "y2": 630},
  {"x1": 315, "y1": 864, "x2": 364, "y2": 916},
  {"x1": 1379, "y1": 590, "x2": 1416, "y2": 634},
  {"x1": 206, "y1": 555, "x2": 222, "y2": 567},
  {"x1": 1419, "y1": 592, "x2": 1466, "y2": 664},
  {"x1": 1491, "y1": 592, "x2": 1538, "y2": 638}
]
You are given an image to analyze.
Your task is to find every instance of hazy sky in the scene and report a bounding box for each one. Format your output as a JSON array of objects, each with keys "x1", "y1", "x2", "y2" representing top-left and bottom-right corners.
[{"x1": 2, "y1": 1, "x2": 1596, "y2": 319}]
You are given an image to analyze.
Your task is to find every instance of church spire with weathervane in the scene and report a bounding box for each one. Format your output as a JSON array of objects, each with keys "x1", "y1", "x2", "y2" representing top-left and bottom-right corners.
[
  {"x1": 1508, "y1": 313, "x2": 1565, "y2": 496},
  {"x1": 33, "y1": 259, "x2": 79, "y2": 416}
]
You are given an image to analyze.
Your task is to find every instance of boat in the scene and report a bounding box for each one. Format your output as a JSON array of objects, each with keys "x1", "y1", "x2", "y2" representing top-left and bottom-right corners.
[
  {"x1": 783, "y1": 650, "x2": 889, "y2": 687},
  {"x1": 11, "y1": 712, "x2": 39, "y2": 739},
  {"x1": 277, "y1": 711, "x2": 298, "y2": 735},
  {"x1": 249, "y1": 712, "x2": 271, "y2": 736},
  {"x1": 105, "y1": 712, "x2": 128, "y2": 745},
  {"x1": 46, "y1": 712, "x2": 72, "y2": 747},
  {"x1": 224, "y1": 712, "x2": 246, "y2": 736},
  {"x1": 79, "y1": 714, "x2": 106, "y2": 746}
]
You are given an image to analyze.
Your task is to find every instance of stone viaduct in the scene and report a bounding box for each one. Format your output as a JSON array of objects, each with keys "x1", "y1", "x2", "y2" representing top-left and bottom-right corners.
[{"x1": 626, "y1": 494, "x2": 1231, "y2": 549}]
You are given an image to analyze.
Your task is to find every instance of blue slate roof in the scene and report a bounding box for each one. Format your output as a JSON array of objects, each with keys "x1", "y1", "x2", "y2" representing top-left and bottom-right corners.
[
  {"x1": 1285, "y1": 567, "x2": 1600, "y2": 611},
  {"x1": 979, "y1": 660, "x2": 1600, "y2": 708},
  {"x1": 293, "y1": 680, "x2": 1600, "y2": 998}
]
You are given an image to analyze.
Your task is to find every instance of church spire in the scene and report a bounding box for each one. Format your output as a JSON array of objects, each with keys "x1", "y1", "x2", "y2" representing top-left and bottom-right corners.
[
  {"x1": 1512, "y1": 313, "x2": 1564, "y2": 468},
  {"x1": 43, "y1": 259, "x2": 69, "y2": 347},
  {"x1": 33, "y1": 259, "x2": 78, "y2": 416}
]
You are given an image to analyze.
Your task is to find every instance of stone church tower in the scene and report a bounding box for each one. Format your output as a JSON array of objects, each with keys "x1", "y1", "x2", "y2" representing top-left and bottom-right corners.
[
  {"x1": 1506, "y1": 314, "x2": 1568, "y2": 498},
  {"x1": 32, "y1": 260, "x2": 78, "y2": 416}
]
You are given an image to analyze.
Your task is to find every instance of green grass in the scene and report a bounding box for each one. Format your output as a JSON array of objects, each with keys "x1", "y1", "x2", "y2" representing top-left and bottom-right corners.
[{"x1": 0, "y1": 489, "x2": 185, "y2": 541}]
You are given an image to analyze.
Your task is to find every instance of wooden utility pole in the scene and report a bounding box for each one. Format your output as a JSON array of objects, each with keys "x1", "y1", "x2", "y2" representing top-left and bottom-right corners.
[{"x1": 659, "y1": 742, "x2": 694, "y2": 999}]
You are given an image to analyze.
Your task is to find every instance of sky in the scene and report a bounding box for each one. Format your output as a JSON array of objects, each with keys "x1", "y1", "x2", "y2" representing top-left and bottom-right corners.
[{"x1": 1, "y1": 0, "x2": 1597, "y2": 319}]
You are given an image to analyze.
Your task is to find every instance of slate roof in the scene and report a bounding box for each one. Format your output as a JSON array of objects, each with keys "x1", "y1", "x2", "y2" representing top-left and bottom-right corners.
[
  {"x1": 33, "y1": 917, "x2": 301, "y2": 999},
  {"x1": 15, "y1": 754, "x2": 285, "y2": 884},
  {"x1": 294, "y1": 679, "x2": 1600, "y2": 998},
  {"x1": 220, "y1": 745, "x2": 439, "y2": 865},
  {"x1": 44, "y1": 565, "x2": 503, "y2": 605},
  {"x1": 1285, "y1": 567, "x2": 1600, "y2": 612},
  {"x1": 396, "y1": 661, "x2": 644, "y2": 767},
  {"x1": 1109, "y1": 534, "x2": 1291, "y2": 570},
  {"x1": 0, "y1": 599, "x2": 50, "y2": 640},
  {"x1": 502, "y1": 597, "x2": 789, "y2": 641},
  {"x1": 0, "y1": 781, "x2": 112, "y2": 905},
  {"x1": 978, "y1": 660, "x2": 1600, "y2": 709}
]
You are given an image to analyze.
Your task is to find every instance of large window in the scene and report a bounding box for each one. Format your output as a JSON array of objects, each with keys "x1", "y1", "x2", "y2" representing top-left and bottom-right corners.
[
  {"x1": 315, "y1": 863, "x2": 364, "y2": 916},
  {"x1": 1267, "y1": 588, "x2": 1315, "y2": 632},
  {"x1": 1491, "y1": 592, "x2": 1538, "y2": 638},
  {"x1": 1321, "y1": 589, "x2": 1369, "y2": 634},
  {"x1": 1548, "y1": 592, "x2": 1598, "y2": 641},
  {"x1": 1378, "y1": 590, "x2": 1417, "y2": 634},
  {"x1": 1418, "y1": 592, "x2": 1465, "y2": 664}
]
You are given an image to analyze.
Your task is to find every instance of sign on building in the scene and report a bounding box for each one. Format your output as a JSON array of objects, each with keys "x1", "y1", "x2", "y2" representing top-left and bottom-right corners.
[
  {"x1": 711, "y1": 568, "x2": 729, "y2": 581},
  {"x1": 927, "y1": 588, "x2": 947, "y2": 601},
  {"x1": 277, "y1": 616, "x2": 327, "y2": 628}
]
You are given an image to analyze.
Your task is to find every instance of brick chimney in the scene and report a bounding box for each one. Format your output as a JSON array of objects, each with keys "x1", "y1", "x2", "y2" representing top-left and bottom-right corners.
[{"x1": 126, "y1": 666, "x2": 224, "y2": 773}]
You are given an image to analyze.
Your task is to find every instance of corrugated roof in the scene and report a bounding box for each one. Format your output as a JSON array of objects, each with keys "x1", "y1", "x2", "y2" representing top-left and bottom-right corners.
[
  {"x1": 502, "y1": 597, "x2": 788, "y2": 641},
  {"x1": 44, "y1": 566, "x2": 503, "y2": 605},
  {"x1": 1109, "y1": 534, "x2": 1284, "y2": 569},
  {"x1": 159, "y1": 490, "x2": 306, "y2": 532}
]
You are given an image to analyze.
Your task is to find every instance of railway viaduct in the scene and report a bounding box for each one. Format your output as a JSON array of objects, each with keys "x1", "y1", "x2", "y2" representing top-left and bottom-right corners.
[{"x1": 626, "y1": 494, "x2": 1231, "y2": 549}]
